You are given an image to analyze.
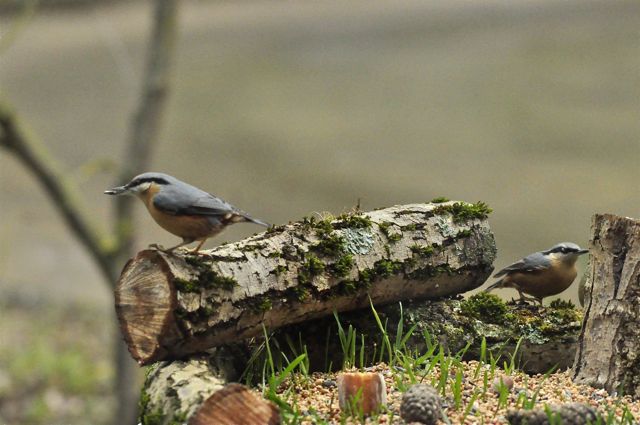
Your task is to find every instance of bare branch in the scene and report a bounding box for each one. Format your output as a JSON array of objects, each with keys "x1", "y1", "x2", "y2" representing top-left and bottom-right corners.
[
  {"x1": 114, "y1": 0, "x2": 179, "y2": 256},
  {"x1": 0, "y1": 101, "x2": 116, "y2": 282}
]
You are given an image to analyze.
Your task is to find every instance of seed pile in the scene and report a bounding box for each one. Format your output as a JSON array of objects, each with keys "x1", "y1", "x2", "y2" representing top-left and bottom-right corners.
[{"x1": 274, "y1": 363, "x2": 639, "y2": 424}]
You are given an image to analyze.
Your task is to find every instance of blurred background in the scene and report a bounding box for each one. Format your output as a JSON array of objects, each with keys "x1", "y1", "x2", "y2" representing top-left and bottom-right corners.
[{"x1": 0, "y1": 0, "x2": 638, "y2": 423}]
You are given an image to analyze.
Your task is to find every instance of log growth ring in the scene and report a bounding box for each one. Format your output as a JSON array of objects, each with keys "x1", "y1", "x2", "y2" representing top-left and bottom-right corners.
[{"x1": 115, "y1": 250, "x2": 177, "y2": 364}]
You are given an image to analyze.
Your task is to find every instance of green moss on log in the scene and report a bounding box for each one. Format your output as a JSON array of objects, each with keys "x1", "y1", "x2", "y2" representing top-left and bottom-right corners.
[
  {"x1": 431, "y1": 197, "x2": 450, "y2": 203},
  {"x1": 460, "y1": 293, "x2": 511, "y2": 325},
  {"x1": 433, "y1": 201, "x2": 492, "y2": 223}
]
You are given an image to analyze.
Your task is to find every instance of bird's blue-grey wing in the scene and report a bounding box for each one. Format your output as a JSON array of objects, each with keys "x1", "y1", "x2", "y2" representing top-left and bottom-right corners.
[
  {"x1": 152, "y1": 187, "x2": 234, "y2": 217},
  {"x1": 493, "y1": 252, "x2": 551, "y2": 277},
  {"x1": 153, "y1": 185, "x2": 269, "y2": 227}
]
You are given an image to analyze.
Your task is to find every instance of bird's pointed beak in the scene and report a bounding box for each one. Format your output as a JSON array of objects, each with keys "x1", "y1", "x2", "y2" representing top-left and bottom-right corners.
[
  {"x1": 578, "y1": 249, "x2": 589, "y2": 255},
  {"x1": 104, "y1": 185, "x2": 128, "y2": 195}
]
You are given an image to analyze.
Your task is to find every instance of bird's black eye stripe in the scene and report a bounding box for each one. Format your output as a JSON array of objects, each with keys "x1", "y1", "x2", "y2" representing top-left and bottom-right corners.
[
  {"x1": 128, "y1": 177, "x2": 170, "y2": 187},
  {"x1": 550, "y1": 246, "x2": 576, "y2": 254}
]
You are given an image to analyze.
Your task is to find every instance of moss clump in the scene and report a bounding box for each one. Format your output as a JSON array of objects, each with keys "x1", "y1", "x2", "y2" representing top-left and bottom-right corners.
[
  {"x1": 290, "y1": 285, "x2": 310, "y2": 301},
  {"x1": 239, "y1": 243, "x2": 268, "y2": 252},
  {"x1": 302, "y1": 215, "x2": 334, "y2": 236},
  {"x1": 271, "y1": 265, "x2": 288, "y2": 276},
  {"x1": 183, "y1": 256, "x2": 239, "y2": 290},
  {"x1": 456, "y1": 229, "x2": 473, "y2": 238},
  {"x1": 410, "y1": 244, "x2": 434, "y2": 257},
  {"x1": 433, "y1": 201, "x2": 492, "y2": 223},
  {"x1": 203, "y1": 270, "x2": 238, "y2": 290},
  {"x1": 184, "y1": 255, "x2": 239, "y2": 292},
  {"x1": 357, "y1": 259, "x2": 404, "y2": 288},
  {"x1": 379, "y1": 221, "x2": 402, "y2": 242},
  {"x1": 460, "y1": 293, "x2": 509, "y2": 325},
  {"x1": 184, "y1": 255, "x2": 208, "y2": 268},
  {"x1": 406, "y1": 264, "x2": 456, "y2": 280},
  {"x1": 297, "y1": 253, "x2": 325, "y2": 286},
  {"x1": 266, "y1": 224, "x2": 286, "y2": 234},
  {"x1": 138, "y1": 388, "x2": 164, "y2": 425},
  {"x1": 174, "y1": 307, "x2": 188, "y2": 320},
  {"x1": 403, "y1": 223, "x2": 417, "y2": 231},
  {"x1": 337, "y1": 280, "x2": 358, "y2": 294},
  {"x1": 305, "y1": 254, "x2": 325, "y2": 275},
  {"x1": 549, "y1": 299, "x2": 576, "y2": 310},
  {"x1": 372, "y1": 259, "x2": 403, "y2": 278},
  {"x1": 257, "y1": 297, "x2": 272, "y2": 312},
  {"x1": 430, "y1": 197, "x2": 450, "y2": 203},
  {"x1": 199, "y1": 305, "x2": 216, "y2": 316},
  {"x1": 312, "y1": 233, "x2": 347, "y2": 257},
  {"x1": 328, "y1": 254, "x2": 354, "y2": 277},
  {"x1": 333, "y1": 213, "x2": 372, "y2": 229},
  {"x1": 168, "y1": 412, "x2": 188, "y2": 425},
  {"x1": 267, "y1": 251, "x2": 281, "y2": 258},
  {"x1": 543, "y1": 299, "x2": 582, "y2": 331},
  {"x1": 173, "y1": 278, "x2": 199, "y2": 293}
]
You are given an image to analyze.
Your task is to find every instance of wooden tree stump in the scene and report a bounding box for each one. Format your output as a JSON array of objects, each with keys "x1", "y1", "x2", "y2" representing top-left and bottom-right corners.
[
  {"x1": 573, "y1": 214, "x2": 640, "y2": 397},
  {"x1": 115, "y1": 202, "x2": 496, "y2": 364}
]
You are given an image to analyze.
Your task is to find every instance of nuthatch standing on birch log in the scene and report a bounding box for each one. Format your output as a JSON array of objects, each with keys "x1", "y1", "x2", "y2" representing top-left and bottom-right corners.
[
  {"x1": 105, "y1": 172, "x2": 269, "y2": 253},
  {"x1": 484, "y1": 242, "x2": 588, "y2": 304}
]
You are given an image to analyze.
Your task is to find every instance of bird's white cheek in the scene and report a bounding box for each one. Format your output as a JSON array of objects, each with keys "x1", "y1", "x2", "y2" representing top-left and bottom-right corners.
[{"x1": 131, "y1": 182, "x2": 152, "y2": 194}]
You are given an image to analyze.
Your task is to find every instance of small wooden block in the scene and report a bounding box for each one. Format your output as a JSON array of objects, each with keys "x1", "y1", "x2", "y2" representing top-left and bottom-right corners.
[{"x1": 337, "y1": 372, "x2": 387, "y2": 416}]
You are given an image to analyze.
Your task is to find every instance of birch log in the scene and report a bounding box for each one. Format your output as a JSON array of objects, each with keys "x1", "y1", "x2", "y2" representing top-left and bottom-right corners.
[
  {"x1": 139, "y1": 349, "x2": 280, "y2": 425},
  {"x1": 572, "y1": 214, "x2": 640, "y2": 397},
  {"x1": 116, "y1": 202, "x2": 496, "y2": 365}
]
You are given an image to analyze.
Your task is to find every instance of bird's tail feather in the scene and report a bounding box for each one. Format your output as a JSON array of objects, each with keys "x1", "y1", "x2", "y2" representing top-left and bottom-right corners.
[
  {"x1": 484, "y1": 279, "x2": 504, "y2": 293},
  {"x1": 246, "y1": 216, "x2": 270, "y2": 227}
]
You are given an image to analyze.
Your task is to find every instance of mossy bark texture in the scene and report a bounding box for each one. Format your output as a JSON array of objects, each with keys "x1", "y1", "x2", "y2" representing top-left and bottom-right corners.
[
  {"x1": 115, "y1": 202, "x2": 496, "y2": 365},
  {"x1": 266, "y1": 297, "x2": 582, "y2": 375},
  {"x1": 573, "y1": 214, "x2": 640, "y2": 397}
]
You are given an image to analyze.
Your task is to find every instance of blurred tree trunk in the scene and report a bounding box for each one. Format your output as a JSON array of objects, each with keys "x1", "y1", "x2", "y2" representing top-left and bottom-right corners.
[
  {"x1": 0, "y1": 0, "x2": 178, "y2": 424},
  {"x1": 111, "y1": 1, "x2": 177, "y2": 423}
]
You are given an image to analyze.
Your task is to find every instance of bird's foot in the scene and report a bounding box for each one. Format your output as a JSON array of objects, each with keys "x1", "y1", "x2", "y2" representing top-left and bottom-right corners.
[
  {"x1": 510, "y1": 296, "x2": 536, "y2": 306},
  {"x1": 148, "y1": 243, "x2": 179, "y2": 255},
  {"x1": 186, "y1": 248, "x2": 210, "y2": 256}
]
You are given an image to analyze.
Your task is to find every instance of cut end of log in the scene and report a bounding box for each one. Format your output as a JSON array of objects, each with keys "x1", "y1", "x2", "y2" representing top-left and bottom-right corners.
[
  {"x1": 115, "y1": 250, "x2": 177, "y2": 365},
  {"x1": 189, "y1": 383, "x2": 281, "y2": 425}
]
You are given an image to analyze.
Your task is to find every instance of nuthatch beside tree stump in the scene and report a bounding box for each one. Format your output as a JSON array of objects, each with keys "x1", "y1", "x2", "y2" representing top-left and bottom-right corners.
[{"x1": 485, "y1": 242, "x2": 588, "y2": 304}]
